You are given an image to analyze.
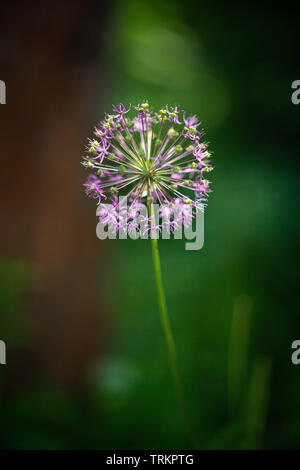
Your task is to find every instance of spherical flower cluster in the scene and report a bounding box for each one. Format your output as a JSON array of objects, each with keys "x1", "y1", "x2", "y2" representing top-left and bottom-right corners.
[{"x1": 82, "y1": 101, "x2": 213, "y2": 233}]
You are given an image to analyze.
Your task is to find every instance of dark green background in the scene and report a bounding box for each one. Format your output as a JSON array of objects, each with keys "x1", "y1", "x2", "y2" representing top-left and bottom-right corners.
[{"x1": 0, "y1": 0, "x2": 299, "y2": 449}]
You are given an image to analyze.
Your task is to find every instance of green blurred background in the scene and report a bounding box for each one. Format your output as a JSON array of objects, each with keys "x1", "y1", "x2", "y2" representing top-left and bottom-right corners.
[{"x1": 0, "y1": 0, "x2": 299, "y2": 449}]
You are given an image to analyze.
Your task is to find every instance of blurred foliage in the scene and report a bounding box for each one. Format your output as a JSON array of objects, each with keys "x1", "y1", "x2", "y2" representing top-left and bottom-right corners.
[{"x1": 0, "y1": 0, "x2": 299, "y2": 449}]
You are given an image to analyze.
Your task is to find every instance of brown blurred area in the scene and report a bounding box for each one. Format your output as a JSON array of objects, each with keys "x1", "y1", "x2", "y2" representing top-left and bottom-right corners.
[{"x1": 0, "y1": 1, "x2": 108, "y2": 390}]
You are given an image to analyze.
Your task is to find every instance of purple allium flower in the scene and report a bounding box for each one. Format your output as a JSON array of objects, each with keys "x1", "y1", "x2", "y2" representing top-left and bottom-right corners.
[
  {"x1": 112, "y1": 103, "x2": 131, "y2": 121},
  {"x1": 166, "y1": 105, "x2": 181, "y2": 124},
  {"x1": 82, "y1": 101, "x2": 213, "y2": 232},
  {"x1": 82, "y1": 103, "x2": 214, "y2": 442},
  {"x1": 83, "y1": 174, "x2": 107, "y2": 205},
  {"x1": 183, "y1": 113, "x2": 201, "y2": 128}
]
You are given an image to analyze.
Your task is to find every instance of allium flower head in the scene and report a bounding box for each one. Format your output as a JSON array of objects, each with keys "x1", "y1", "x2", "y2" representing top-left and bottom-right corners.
[{"x1": 82, "y1": 101, "x2": 213, "y2": 233}]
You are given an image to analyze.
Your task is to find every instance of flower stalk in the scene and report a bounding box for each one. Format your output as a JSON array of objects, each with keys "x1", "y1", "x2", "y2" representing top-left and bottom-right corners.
[{"x1": 148, "y1": 200, "x2": 197, "y2": 448}]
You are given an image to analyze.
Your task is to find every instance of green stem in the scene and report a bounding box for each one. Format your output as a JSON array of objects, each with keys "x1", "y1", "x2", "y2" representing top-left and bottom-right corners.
[{"x1": 149, "y1": 204, "x2": 197, "y2": 447}]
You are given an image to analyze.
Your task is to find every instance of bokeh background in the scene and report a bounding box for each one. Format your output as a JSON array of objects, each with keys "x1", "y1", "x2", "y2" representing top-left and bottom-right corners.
[{"x1": 0, "y1": 0, "x2": 299, "y2": 449}]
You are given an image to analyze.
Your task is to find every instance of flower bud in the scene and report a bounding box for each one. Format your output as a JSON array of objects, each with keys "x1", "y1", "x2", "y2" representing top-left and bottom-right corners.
[{"x1": 168, "y1": 128, "x2": 179, "y2": 138}]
